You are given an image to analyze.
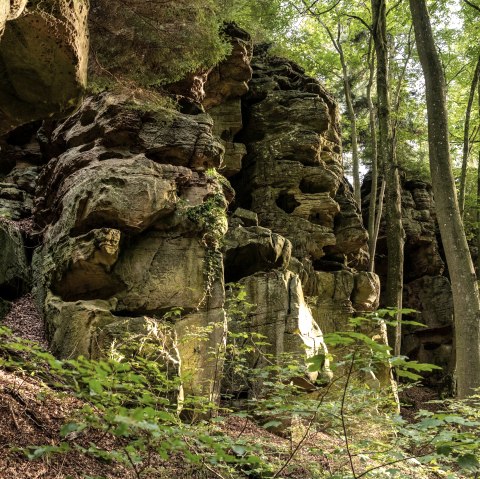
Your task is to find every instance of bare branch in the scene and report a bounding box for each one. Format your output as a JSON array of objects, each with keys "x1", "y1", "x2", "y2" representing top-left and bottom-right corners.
[
  {"x1": 463, "y1": 0, "x2": 480, "y2": 13},
  {"x1": 386, "y1": 0, "x2": 404, "y2": 16},
  {"x1": 340, "y1": 352, "x2": 357, "y2": 478},
  {"x1": 343, "y1": 13, "x2": 372, "y2": 31},
  {"x1": 296, "y1": 0, "x2": 341, "y2": 16}
]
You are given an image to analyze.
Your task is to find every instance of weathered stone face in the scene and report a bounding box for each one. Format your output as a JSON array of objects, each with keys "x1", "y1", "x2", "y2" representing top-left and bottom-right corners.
[
  {"x1": 402, "y1": 275, "x2": 454, "y2": 384},
  {"x1": 233, "y1": 50, "x2": 368, "y2": 268},
  {"x1": 208, "y1": 99, "x2": 246, "y2": 178},
  {"x1": 31, "y1": 93, "x2": 230, "y2": 399},
  {"x1": 363, "y1": 176, "x2": 444, "y2": 283},
  {"x1": 1, "y1": 26, "x2": 382, "y2": 406},
  {"x1": 362, "y1": 173, "x2": 454, "y2": 382},
  {"x1": 0, "y1": 103, "x2": 44, "y2": 222},
  {"x1": 222, "y1": 48, "x2": 382, "y2": 391},
  {"x1": 223, "y1": 225, "x2": 292, "y2": 282},
  {"x1": 224, "y1": 269, "x2": 330, "y2": 399},
  {"x1": 0, "y1": 221, "x2": 30, "y2": 298},
  {"x1": 0, "y1": 0, "x2": 88, "y2": 134},
  {"x1": 203, "y1": 23, "x2": 253, "y2": 110}
]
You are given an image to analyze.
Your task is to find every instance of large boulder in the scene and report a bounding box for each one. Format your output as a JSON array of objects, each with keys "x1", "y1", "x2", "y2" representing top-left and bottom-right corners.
[
  {"x1": 0, "y1": 0, "x2": 89, "y2": 134},
  {"x1": 223, "y1": 224, "x2": 292, "y2": 282},
  {"x1": 34, "y1": 94, "x2": 225, "y2": 229},
  {"x1": 33, "y1": 94, "x2": 230, "y2": 400},
  {"x1": 224, "y1": 270, "x2": 330, "y2": 398}
]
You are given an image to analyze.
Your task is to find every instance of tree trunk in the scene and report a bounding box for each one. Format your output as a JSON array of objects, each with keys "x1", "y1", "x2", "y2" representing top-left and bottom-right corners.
[
  {"x1": 477, "y1": 80, "x2": 480, "y2": 274},
  {"x1": 459, "y1": 55, "x2": 480, "y2": 217},
  {"x1": 371, "y1": 0, "x2": 404, "y2": 356},
  {"x1": 339, "y1": 48, "x2": 361, "y2": 209},
  {"x1": 367, "y1": 37, "x2": 380, "y2": 272},
  {"x1": 409, "y1": 0, "x2": 480, "y2": 398}
]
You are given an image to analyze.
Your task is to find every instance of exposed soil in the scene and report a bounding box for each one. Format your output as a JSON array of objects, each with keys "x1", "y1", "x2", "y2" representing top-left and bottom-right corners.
[
  {"x1": 3, "y1": 294, "x2": 48, "y2": 349},
  {"x1": 0, "y1": 295, "x2": 450, "y2": 479},
  {"x1": 399, "y1": 385, "x2": 443, "y2": 423},
  {"x1": 0, "y1": 369, "x2": 128, "y2": 479}
]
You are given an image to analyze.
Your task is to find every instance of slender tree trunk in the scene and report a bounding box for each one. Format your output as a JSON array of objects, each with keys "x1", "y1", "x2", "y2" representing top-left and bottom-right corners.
[
  {"x1": 367, "y1": 37, "x2": 380, "y2": 271},
  {"x1": 409, "y1": 0, "x2": 480, "y2": 398},
  {"x1": 372, "y1": 0, "x2": 404, "y2": 356},
  {"x1": 339, "y1": 48, "x2": 361, "y2": 209},
  {"x1": 477, "y1": 80, "x2": 480, "y2": 274},
  {"x1": 391, "y1": 26, "x2": 413, "y2": 156},
  {"x1": 460, "y1": 55, "x2": 480, "y2": 217}
]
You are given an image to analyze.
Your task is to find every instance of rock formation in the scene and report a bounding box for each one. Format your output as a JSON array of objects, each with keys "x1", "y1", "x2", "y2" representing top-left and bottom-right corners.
[
  {"x1": 229, "y1": 47, "x2": 380, "y2": 360},
  {"x1": 362, "y1": 174, "x2": 454, "y2": 385},
  {"x1": 0, "y1": 0, "x2": 88, "y2": 134},
  {"x1": 30, "y1": 92, "x2": 232, "y2": 401},
  {"x1": 0, "y1": 25, "x2": 384, "y2": 405}
]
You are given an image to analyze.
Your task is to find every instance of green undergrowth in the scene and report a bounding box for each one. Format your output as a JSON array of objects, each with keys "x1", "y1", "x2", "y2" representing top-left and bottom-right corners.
[{"x1": 0, "y1": 303, "x2": 479, "y2": 478}]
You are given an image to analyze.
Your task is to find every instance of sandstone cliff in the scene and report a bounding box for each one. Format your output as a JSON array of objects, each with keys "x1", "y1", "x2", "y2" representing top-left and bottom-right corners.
[
  {"x1": 362, "y1": 173, "x2": 454, "y2": 386},
  {"x1": 0, "y1": 22, "x2": 385, "y2": 403},
  {"x1": 0, "y1": 0, "x2": 88, "y2": 134}
]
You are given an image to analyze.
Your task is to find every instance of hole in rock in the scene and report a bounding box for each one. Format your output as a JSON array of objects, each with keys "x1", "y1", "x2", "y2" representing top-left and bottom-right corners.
[
  {"x1": 98, "y1": 151, "x2": 124, "y2": 161},
  {"x1": 312, "y1": 259, "x2": 346, "y2": 272},
  {"x1": 79, "y1": 142, "x2": 95, "y2": 152},
  {"x1": 299, "y1": 178, "x2": 330, "y2": 194},
  {"x1": 80, "y1": 109, "x2": 97, "y2": 126},
  {"x1": 276, "y1": 191, "x2": 300, "y2": 214},
  {"x1": 0, "y1": 280, "x2": 28, "y2": 301}
]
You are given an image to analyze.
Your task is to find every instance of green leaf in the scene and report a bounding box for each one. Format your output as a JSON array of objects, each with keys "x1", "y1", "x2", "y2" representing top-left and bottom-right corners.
[
  {"x1": 231, "y1": 444, "x2": 247, "y2": 456},
  {"x1": 307, "y1": 354, "x2": 325, "y2": 372},
  {"x1": 88, "y1": 379, "x2": 103, "y2": 395},
  {"x1": 262, "y1": 420, "x2": 282, "y2": 429},
  {"x1": 436, "y1": 444, "x2": 453, "y2": 456},
  {"x1": 457, "y1": 454, "x2": 479, "y2": 470},
  {"x1": 60, "y1": 422, "x2": 86, "y2": 437}
]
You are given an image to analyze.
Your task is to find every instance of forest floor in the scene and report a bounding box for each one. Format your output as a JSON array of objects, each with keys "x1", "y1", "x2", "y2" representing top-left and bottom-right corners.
[
  {"x1": 0, "y1": 300, "x2": 460, "y2": 479},
  {"x1": 0, "y1": 367, "x2": 443, "y2": 479}
]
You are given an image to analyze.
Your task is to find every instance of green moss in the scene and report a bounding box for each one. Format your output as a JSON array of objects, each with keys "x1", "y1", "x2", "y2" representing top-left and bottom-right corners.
[
  {"x1": 88, "y1": 0, "x2": 232, "y2": 89},
  {"x1": 183, "y1": 192, "x2": 228, "y2": 294}
]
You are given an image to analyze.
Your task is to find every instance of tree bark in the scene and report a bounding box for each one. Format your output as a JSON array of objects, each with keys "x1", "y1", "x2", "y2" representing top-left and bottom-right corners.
[
  {"x1": 409, "y1": 0, "x2": 480, "y2": 398},
  {"x1": 367, "y1": 36, "x2": 380, "y2": 271},
  {"x1": 459, "y1": 55, "x2": 480, "y2": 217},
  {"x1": 371, "y1": 0, "x2": 404, "y2": 356},
  {"x1": 477, "y1": 80, "x2": 480, "y2": 274},
  {"x1": 339, "y1": 47, "x2": 361, "y2": 209}
]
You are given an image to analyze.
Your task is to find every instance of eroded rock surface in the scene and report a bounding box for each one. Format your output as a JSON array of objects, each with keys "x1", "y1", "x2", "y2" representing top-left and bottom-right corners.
[
  {"x1": 0, "y1": 221, "x2": 30, "y2": 298},
  {"x1": 0, "y1": 31, "x2": 384, "y2": 405},
  {"x1": 0, "y1": 0, "x2": 88, "y2": 134},
  {"x1": 362, "y1": 174, "x2": 454, "y2": 382},
  {"x1": 222, "y1": 47, "x2": 383, "y2": 390},
  {"x1": 233, "y1": 48, "x2": 367, "y2": 269},
  {"x1": 32, "y1": 93, "x2": 230, "y2": 399}
]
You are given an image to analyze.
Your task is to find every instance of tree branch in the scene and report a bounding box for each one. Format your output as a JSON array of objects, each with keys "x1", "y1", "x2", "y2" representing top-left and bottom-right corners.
[
  {"x1": 341, "y1": 352, "x2": 357, "y2": 479},
  {"x1": 343, "y1": 13, "x2": 372, "y2": 31},
  {"x1": 296, "y1": 0, "x2": 341, "y2": 16},
  {"x1": 386, "y1": 0, "x2": 404, "y2": 16},
  {"x1": 463, "y1": 0, "x2": 480, "y2": 13}
]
